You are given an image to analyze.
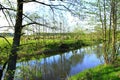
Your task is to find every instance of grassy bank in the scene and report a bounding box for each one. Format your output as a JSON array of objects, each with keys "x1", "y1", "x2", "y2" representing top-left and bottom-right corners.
[
  {"x1": 69, "y1": 58, "x2": 120, "y2": 80},
  {"x1": 0, "y1": 35, "x2": 100, "y2": 63},
  {"x1": 18, "y1": 39, "x2": 96, "y2": 57}
]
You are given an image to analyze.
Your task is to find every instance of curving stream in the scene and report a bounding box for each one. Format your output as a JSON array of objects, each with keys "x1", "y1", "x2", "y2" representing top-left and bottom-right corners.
[{"x1": 15, "y1": 45, "x2": 104, "y2": 80}]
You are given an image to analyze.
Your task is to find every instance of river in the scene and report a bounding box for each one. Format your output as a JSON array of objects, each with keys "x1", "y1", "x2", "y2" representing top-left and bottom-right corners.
[{"x1": 15, "y1": 44, "x2": 104, "y2": 80}]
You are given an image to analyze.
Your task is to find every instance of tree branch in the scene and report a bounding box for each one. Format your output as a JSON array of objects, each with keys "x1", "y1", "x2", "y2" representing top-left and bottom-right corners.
[
  {"x1": 0, "y1": 4, "x2": 15, "y2": 30},
  {"x1": 0, "y1": 7, "x2": 16, "y2": 11},
  {"x1": 22, "y1": 13, "x2": 60, "y2": 30},
  {"x1": 0, "y1": 26, "x2": 14, "y2": 29},
  {"x1": 22, "y1": 1, "x2": 74, "y2": 14},
  {"x1": 23, "y1": 0, "x2": 67, "y2": 7},
  {"x1": 0, "y1": 35, "x2": 11, "y2": 46},
  {"x1": 22, "y1": 22, "x2": 59, "y2": 30}
]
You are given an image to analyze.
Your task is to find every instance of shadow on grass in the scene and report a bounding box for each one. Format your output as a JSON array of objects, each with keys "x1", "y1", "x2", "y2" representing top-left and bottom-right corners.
[{"x1": 92, "y1": 66, "x2": 120, "y2": 80}]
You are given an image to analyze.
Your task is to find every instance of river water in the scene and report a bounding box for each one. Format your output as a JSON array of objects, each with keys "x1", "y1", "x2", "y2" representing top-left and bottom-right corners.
[{"x1": 15, "y1": 45, "x2": 104, "y2": 80}]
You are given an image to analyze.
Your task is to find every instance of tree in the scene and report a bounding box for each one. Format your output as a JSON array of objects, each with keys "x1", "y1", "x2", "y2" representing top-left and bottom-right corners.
[
  {"x1": 1, "y1": 0, "x2": 119, "y2": 79},
  {"x1": 76, "y1": 0, "x2": 120, "y2": 64},
  {"x1": 111, "y1": 0, "x2": 118, "y2": 63},
  {"x1": 97, "y1": 0, "x2": 119, "y2": 64},
  {"x1": 6, "y1": 0, "x2": 23, "y2": 79},
  {"x1": 0, "y1": 0, "x2": 73, "y2": 79}
]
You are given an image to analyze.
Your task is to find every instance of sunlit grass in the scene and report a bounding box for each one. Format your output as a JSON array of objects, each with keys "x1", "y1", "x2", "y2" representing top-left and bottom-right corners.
[
  {"x1": 0, "y1": 37, "x2": 13, "y2": 63},
  {"x1": 69, "y1": 58, "x2": 120, "y2": 80},
  {"x1": 0, "y1": 37, "x2": 13, "y2": 46},
  {"x1": 0, "y1": 35, "x2": 99, "y2": 63}
]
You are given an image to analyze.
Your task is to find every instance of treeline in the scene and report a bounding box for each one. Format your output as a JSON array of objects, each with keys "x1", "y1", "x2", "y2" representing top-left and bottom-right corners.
[{"x1": 0, "y1": 33, "x2": 13, "y2": 37}]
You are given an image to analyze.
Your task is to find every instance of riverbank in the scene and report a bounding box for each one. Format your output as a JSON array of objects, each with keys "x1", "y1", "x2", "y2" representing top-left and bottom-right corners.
[
  {"x1": 69, "y1": 58, "x2": 120, "y2": 80},
  {"x1": 0, "y1": 37, "x2": 100, "y2": 63},
  {"x1": 18, "y1": 39, "x2": 97, "y2": 60}
]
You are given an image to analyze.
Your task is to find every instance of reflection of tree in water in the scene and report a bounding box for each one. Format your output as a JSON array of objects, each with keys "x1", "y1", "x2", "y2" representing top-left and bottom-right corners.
[
  {"x1": 70, "y1": 49, "x2": 84, "y2": 66},
  {"x1": 15, "y1": 61, "x2": 42, "y2": 80},
  {"x1": 41, "y1": 54, "x2": 71, "y2": 80},
  {"x1": 82, "y1": 45, "x2": 103, "y2": 60},
  {"x1": 35, "y1": 49, "x2": 85, "y2": 80},
  {"x1": 15, "y1": 54, "x2": 72, "y2": 80},
  {"x1": 38, "y1": 47, "x2": 96, "y2": 80},
  {"x1": 94, "y1": 45, "x2": 103, "y2": 59},
  {"x1": 15, "y1": 46, "x2": 103, "y2": 80}
]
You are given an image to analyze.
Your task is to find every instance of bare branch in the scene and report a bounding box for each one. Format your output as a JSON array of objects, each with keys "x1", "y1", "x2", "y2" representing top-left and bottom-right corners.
[
  {"x1": 7, "y1": 0, "x2": 14, "y2": 8},
  {"x1": 0, "y1": 7, "x2": 16, "y2": 11},
  {"x1": 22, "y1": 1, "x2": 74, "y2": 13},
  {"x1": 22, "y1": 1, "x2": 53, "y2": 6},
  {"x1": 0, "y1": 26, "x2": 14, "y2": 28},
  {"x1": 1, "y1": 8, "x2": 11, "y2": 27},
  {"x1": 0, "y1": 35, "x2": 11, "y2": 46},
  {"x1": 22, "y1": 22, "x2": 43, "y2": 27},
  {"x1": 0, "y1": 6, "x2": 15, "y2": 30},
  {"x1": 51, "y1": 6, "x2": 75, "y2": 15},
  {"x1": 22, "y1": 22, "x2": 59, "y2": 30},
  {"x1": 22, "y1": 14, "x2": 59, "y2": 30},
  {"x1": 0, "y1": 3, "x2": 15, "y2": 30},
  {"x1": 6, "y1": 0, "x2": 15, "y2": 27}
]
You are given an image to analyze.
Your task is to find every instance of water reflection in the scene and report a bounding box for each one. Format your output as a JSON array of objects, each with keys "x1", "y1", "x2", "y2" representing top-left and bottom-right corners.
[{"x1": 15, "y1": 45, "x2": 104, "y2": 80}]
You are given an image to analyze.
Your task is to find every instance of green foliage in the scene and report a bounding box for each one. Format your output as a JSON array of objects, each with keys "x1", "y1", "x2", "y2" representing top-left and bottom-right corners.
[
  {"x1": 0, "y1": 37, "x2": 12, "y2": 64},
  {"x1": 0, "y1": 37, "x2": 13, "y2": 46},
  {"x1": 69, "y1": 58, "x2": 120, "y2": 80}
]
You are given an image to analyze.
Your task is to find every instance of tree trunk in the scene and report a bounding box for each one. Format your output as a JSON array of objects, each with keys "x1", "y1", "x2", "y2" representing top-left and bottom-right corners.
[
  {"x1": 103, "y1": 0, "x2": 109, "y2": 64},
  {"x1": 111, "y1": 0, "x2": 117, "y2": 63},
  {"x1": 0, "y1": 61, "x2": 7, "y2": 79},
  {"x1": 6, "y1": 0, "x2": 23, "y2": 80},
  {"x1": 108, "y1": 6, "x2": 112, "y2": 45},
  {"x1": 98, "y1": 0, "x2": 108, "y2": 64}
]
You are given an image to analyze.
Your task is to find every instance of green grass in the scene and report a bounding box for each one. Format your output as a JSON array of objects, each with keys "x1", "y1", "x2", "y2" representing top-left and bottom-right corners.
[
  {"x1": 69, "y1": 58, "x2": 120, "y2": 80},
  {"x1": 0, "y1": 37, "x2": 13, "y2": 46},
  {"x1": 0, "y1": 35, "x2": 99, "y2": 63},
  {"x1": 0, "y1": 37, "x2": 13, "y2": 63}
]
